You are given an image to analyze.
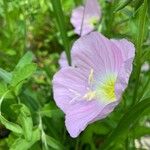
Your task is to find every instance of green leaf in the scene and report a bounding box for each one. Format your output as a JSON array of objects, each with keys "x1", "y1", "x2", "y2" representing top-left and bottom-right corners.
[
  {"x1": 0, "y1": 68, "x2": 12, "y2": 83},
  {"x1": 101, "y1": 97, "x2": 150, "y2": 150},
  {"x1": 133, "y1": 126, "x2": 150, "y2": 139},
  {"x1": 40, "y1": 109, "x2": 63, "y2": 118},
  {"x1": 0, "y1": 81, "x2": 8, "y2": 96},
  {"x1": 0, "y1": 81, "x2": 13, "y2": 98},
  {"x1": 132, "y1": 0, "x2": 148, "y2": 105},
  {"x1": 148, "y1": 0, "x2": 150, "y2": 16},
  {"x1": 10, "y1": 128, "x2": 40, "y2": 150},
  {"x1": 114, "y1": 0, "x2": 133, "y2": 12},
  {"x1": 15, "y1": 104, "x2": 33, "y2": 141},
  {"x1": 20, "y1": 105, "x2": 33, "y2": 141},
  {"x1": 40, "y1": 104, "x2": 63, "y2": 118},
  {"x1": 46, "y1": 135, "x2": 63, "y2": 150},
  {"x1": 11, "y1": 63, "x2": 37, "y2": 87},
  {"x1": 133, "y1": 0, "x2": 144, "y2": 11},
  {"x1": 141, "y1": 49, "x2": 150, "y2": 63},
  {"x1": 15, "y1": 51, "x2": 34, "y2": 69},
  {"x1": 51, "y1": 0, "x2": 71, "y2": 65},
  {"x1": 0, "y1": 114, "x2": 23, "y2": 134}
]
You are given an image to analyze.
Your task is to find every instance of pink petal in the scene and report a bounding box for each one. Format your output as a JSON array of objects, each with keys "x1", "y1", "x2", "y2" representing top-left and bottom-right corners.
[
  {"x1": 65, "y1": 100, "x2": 104, "y2": 137},
  {"x1": 111, "y1": 39, "x2": 135, "y2": 100},
  {"x1": 71, "y1": 32, "x2": 124, "y2": 76},
  {"x1": 70, "y1": 6, "x2": 84, "y2": 35},
  {"x1": 92, "y1": 101, "x2": 119, "y2": 122},
  {"x1": 115, "y1": 58, "x2": 134, "y2": 100},
  {"x1": 111, "y1": 39, "x2": 135, "y2": 61},
  {"x1": 52, "y1": 67, "x2": 88, "y2": 112}
]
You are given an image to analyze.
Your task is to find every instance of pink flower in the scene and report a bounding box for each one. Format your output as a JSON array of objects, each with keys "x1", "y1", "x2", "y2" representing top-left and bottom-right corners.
[
  {"x1": 53, "y1": 32, "x2": 135, "y2": 138},
  {"x1": 71, "y1": 0, "x2": 101, "y2": 36},
  {"x1": 58, "y1": 52, "x2": 68, "y2": 68},
  {"x1": 141, "y1": 62, "x2": 149, "y2": 72}
]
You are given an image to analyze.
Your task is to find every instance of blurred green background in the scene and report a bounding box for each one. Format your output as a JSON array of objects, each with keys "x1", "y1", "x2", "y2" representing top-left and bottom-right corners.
[{"x1": 0, "y1": 0, "x2": 150, "y2": 150}]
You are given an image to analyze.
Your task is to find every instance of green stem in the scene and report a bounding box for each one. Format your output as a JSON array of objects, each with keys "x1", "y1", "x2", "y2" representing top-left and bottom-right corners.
[
  {"x1": 104, "y1": 2, "x2": 115, "y2": 37},
  {"x1": 132, "y1": 0, "x2": 147, "y2": 105},
  {"x1": 51, "y1": 0, "x2": 71, "y2": 66},
  {"x1": 125, "y1": 137, "x2": 129, "y2": 150},
  {"x1": 63, "y1": 126, "x2": 66, "y2": 144},
  {"x1": 75, "y1": 137, "x2": 79, "y2": 150},
  {"x1": 39, "y1": 115, "x2": 49, "y2": 150}
]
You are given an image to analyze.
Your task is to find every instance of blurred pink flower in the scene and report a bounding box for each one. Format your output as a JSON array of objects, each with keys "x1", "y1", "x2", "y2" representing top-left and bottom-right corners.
[
  {"x1": 58, "y1": 52, "x2": 68, "y2": 68},
  {"x1": 71, "y1": 0, "x2": 101, "y2": 36},
  {"x1": 141, "y1": 62, "x2": 149, "y2": 72},
  {"x1": 53, "y1": 32, "x2": 135, "y2": 138}
]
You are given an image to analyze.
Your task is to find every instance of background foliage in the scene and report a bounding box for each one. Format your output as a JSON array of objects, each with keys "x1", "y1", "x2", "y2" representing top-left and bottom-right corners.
[{"x1": 0, "y1": 0, "x2": 150, "y2": 149}]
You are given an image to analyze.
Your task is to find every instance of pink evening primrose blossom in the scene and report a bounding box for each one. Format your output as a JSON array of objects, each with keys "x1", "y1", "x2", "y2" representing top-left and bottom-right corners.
[
  {"x1": 71, "y1": 0, "x2": 101, "y2": 36},
  {"x1": 53, "y1": 32, "x2": 135, "y2": 138}
]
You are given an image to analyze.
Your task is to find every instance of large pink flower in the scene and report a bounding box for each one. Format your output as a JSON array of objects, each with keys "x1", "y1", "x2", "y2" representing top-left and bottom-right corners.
[
  {"x1": 53, "y1": 32, "x2": 135, "y2": 138},
  {"x1": 71, "y1": 0, "x2": 101, "y2": 36}
]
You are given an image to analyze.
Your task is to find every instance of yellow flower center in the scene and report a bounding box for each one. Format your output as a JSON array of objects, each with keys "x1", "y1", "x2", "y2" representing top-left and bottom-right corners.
[
  {"x1": 96, "y1": 76, "x2": 116, "y2": 101},
  {"x1": 84, "y1": 69, "x2": 116, "y2": 102},
  {"x1": 88, "y1": 17, "x2": 99, "y2": 26}
]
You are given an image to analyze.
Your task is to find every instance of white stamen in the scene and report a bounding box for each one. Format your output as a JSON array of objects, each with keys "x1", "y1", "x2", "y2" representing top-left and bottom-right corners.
[
  {"x1": 88, "y1": 69, "x2": 94, "y2": 85},
  {"x1": 83, "y1": 91, "x2": 96, "y2": 101}
]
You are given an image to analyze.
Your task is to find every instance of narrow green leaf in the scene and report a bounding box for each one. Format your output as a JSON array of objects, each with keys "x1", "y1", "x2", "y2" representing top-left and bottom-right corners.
[
  {"x1": 141, "y1": 49, "x2": 150, "y2": 63},
  {"x1": 134, "y1": 0, "x2": 144, "y2": 11},
  {"x1": 0, "y1": 114, "x2": 23, "y2": 134},
  {"x1": 15, "y1": 51, "x2": 34, "y2": 69},
  {"x1": 132, "y1": 0, "x2": 148, "y2": 105},
  {"x1": 148, "y1": 0, "x2": 150, "y2": 16},
  {"x1": 10, "y1": 128, "x2": 40, "y2": 150},
  {"x1": 51, "y1": 0, "x2": 71, "y2": 65},
  {"x1": 114, "y1": 0, "x2": 133, "y2": 12},
  {"x1": 0, "y1": 68, "x2": 12, "y2": 83},
  {"x1": 46, "y1": 135, "x2": 63, "y2": 150},
  {"x1": 100, "y1": 98, "x2": 150, "y2": 149}
]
